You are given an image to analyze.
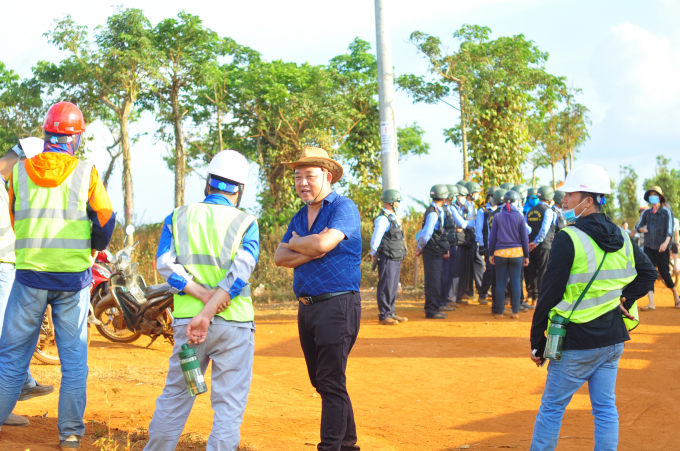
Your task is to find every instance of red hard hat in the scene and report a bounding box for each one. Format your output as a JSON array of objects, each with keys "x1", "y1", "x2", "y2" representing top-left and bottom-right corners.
[{"x1": 43, "y1": 102, "x2": 85, "y2": 134}]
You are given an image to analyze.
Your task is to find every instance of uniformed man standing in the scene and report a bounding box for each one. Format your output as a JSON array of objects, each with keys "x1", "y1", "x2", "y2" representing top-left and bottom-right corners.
[
  {"x1": 475, "y1": 186, "x2": 498, "y2": 304},
  {"x1": 486, "y1": 188, "x2": 507, "y2": 313},
  {"x1": 524, "y1": 186, "x2": 557, "y2": 308},
  {"x1": 529, "y1": 164, "x2": 656, "y2": 450},
  {"x1": 415, "y1": 184, "x2": 450, "y2": 319},
  {"x1": 442, "y1": 185, "x2": 469, "y2": 310},
  {"x1": 450, "y1": 184, "x2": 475, "y2": 305},
  {"x1": 551, "y1": 190, "x2": 566, "y2": 232},
  {"x1": 148, "y1": 150, "x2": 259, "y2": 451},
  {"x1": 465, "y1": 182, "x2": 486, "y2": 300},
  {"x1": 369, "y1": 189, "x2": 408, "y2": 325}
]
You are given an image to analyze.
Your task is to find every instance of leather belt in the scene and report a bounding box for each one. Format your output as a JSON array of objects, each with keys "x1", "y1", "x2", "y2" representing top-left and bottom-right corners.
[{"x1": 298, "y1": 291, "x2": 354, "y2": 306}]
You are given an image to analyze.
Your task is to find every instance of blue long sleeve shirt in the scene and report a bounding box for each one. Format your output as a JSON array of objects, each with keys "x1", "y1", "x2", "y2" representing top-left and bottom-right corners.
[
  {"x1": 475, "y1": 203, "x2": 494, "y2": 245},
  {"x1": 446, "y1": 204, "x2": 469, "y2": 229},
  {"x1": 370, "y1": 209, "x2": 397, "y2": 255},
  {"x1": 417, "y1": 203, "x2": 444, "y2": 249},
  {"x1": 156, "y1": 193, "x2": 260, "y2": 300},
  {"x1": 533, "y1": 202, "x2": 557, "y2": 245}
]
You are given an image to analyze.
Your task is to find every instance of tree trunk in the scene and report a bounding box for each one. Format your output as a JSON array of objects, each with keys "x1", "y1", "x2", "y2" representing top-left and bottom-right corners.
[
  {"x1": 216, "y1": 85, "x2": 223, "y2": 152},
  {"x1": 103, "y1": 150, "x2": 121, "y2": 189},
  {"x1": 532, "y1": 165, "x2": 537, "y2": 188},
  {"x1": 171, "y1": 82, "x2": 186, "y2": 208},
  {"x1": 569, "y1": 150, "x2": 573, "y2": 170},
  {"x1": 563, "y1": 155, "x2": 569, "y2": 179},
  {"x1": 119, "y1": 103, "x2": 134, "y2": 246},
  {"x1": 459, "y1": 89, "x2": 469, "y2": 181},
  {"x1": 551, "y1": 162, "x2": 556, "y2": 190}
]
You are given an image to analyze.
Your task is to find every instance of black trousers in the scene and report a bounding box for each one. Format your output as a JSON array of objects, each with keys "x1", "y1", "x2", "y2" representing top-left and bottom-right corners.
[
  {"x1": 471, "y1": 243, "x2": 485, "y2": 296},
  {"x1": 484, "y1": 253, "x2": 497, "y2": 308},
  {"x1": 441, "y1": 245, "x2": 457, "y2": 306},
  {"x1": 422, "y1": 251, "x2": 443, "y2": 316},
  {"x1": 454, "y1": 246, "x2": 471, "y2": 301},
  {"x1": 298, "y1": 292, "x2": 362, "y2": 451},
  {"x1": 524, "y1": 247, "x2": 551, "y2": 301},
  {"x1": 376, "y1": 253, "x2": 401, "y2": 320},
  {"x1": 644, "y1": 247, "x2": 675, "y2": 289}
]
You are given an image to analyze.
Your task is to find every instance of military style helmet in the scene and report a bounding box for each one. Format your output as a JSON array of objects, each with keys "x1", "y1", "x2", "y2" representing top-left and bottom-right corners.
[
  {"x1": 512, "y1": 184, "x2": 528, "y2": 199},
  {"x1": 500, "y1": 182, "x2": 514, "y2": 190},
  {"x1": 537, "y1": 185, "x2": 555, "y2": 201},
  {"x1": 492, "y1": 188, "x2": 507, "y2": 206},
  {"x1": 487, "y1": 186, "x2": 499, "y2": 197},
  {"x1": 503, "y1": 189, "x2": 521, "y2": 203},
  {"x1": 456, "y1": 184, "x2": 469, "y2": 196},
  {"x1": 456, "y1": 180, "x2": 466, "y2": 186},
  {"x1": 526, "y1": 187, "x2": 537, "y2": 198},
  {"x1": 446, "y1": 184, "x2": 459, "y2": 199},
  {"x1": 430, "y1": 184, "x2": 449, "y2": 200},
  {"x1": 465, "y1": 181, "x2": 481, "y2": 193},
  {"x1": 553, "y1": 189, "x2": 565, "y2": 204},
  {"x1": 382, "y1": 189, "x2": 401, "y2": 203}
]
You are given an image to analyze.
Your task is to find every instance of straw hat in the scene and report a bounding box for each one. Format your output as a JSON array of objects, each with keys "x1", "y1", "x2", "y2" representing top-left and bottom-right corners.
[
  {"x1": 283, "y1": 146, "x2": 344, "y2": 184},
  {"x1": 644, "y1": 185, "x2": 666, "y2": 203}
]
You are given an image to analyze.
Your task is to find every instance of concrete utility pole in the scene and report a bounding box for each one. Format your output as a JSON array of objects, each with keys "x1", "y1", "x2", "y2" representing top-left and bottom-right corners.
[{"x1": 374, "y1": 0, "x2": 400, "y2": 192}]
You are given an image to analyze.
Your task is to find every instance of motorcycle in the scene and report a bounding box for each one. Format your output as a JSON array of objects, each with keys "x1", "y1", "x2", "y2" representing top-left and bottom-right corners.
[{"x1": 94, "y1": 225, "x2": 174, "y2": 347}]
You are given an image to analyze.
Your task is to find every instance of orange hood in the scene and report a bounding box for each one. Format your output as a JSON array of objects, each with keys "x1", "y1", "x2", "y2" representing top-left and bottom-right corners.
[{"x1": 24, "y1": 152, "x2": 80, "y2": 187}]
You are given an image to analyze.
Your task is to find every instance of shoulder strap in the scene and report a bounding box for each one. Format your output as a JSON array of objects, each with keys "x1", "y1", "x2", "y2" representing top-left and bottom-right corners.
[{"x1": 566, "y1": 252, "x2": 608, "y2": 323}]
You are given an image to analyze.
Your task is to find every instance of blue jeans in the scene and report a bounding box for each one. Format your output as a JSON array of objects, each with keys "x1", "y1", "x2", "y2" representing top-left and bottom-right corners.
[
  {"x1": 0, "y1": 263, "x2": 35, "y2": 391},
  {"x1": 494, "y1": 256, "x2": 523, "y2": 314},
  {"x1": 0, "y1": 281, "x2": 90, "y2": 439},
  {"x1": 530, "y1": 343, "x2": 624, "y2": 451}
]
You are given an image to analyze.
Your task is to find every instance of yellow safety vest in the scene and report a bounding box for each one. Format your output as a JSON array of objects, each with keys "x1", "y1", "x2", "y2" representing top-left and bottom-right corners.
[
  {"x1": 550, "y1": 226, "x2": 639, "y2": 331},
  {"x1": 0, "y1": 182, "x2": 16, "y2": 264},
  {"x1": 12, "y1": 160, "x2": 92, "y2": 273},
  {"x1": 172, "y1": 202, "x2": 256, "y2": 322}
]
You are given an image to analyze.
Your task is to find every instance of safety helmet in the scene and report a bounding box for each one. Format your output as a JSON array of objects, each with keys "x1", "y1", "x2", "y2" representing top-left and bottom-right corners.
[
  {"x1": 382, "y1": 189, "x2": 401, "y2": 203},
  {"x1": 512, "y1": 184, "x2": 528, "y2": 199},
  {"x1": 207, "y1": 150, "x2": 249, "y2": 186},
  {"x1": 499, "y1": 182, "x2": 514, "y2": 190},
  {"x1": 487, "y1": 186, "x2": 499, "y2": 197},
  {"x1": 493, "y1": 188, "x2": 507, "y2": 205},
  {"x1": 526, "y1": 187, "x2": 537, "y2": 199},
  {"x1": 456, "y1": 180, "x2": 466, "y2": 186},
  {"x1": 553, "y1": 190, "x2": 565, "y2": 204},
  {"x1": 446, "y1": 184, "x2": 459, "y2": 199},
  {"x1": 537, "y1": 185, "x2": 555, "y2": 201},
  {"x1": 503, "y1": 190, "x2": 521, "y2": 204},
  {"x1": 465, "y1": 181, "x2": 481, "y2": 193},
  {"x1": 456, "y1": 184, "x2": 469, "y2": 196},
  {"x1": 43, "y1": 101, "x2": 85, "y2": 134},
  {"x1": 430, "y1": 184, "x2": 449, "y2": 200},
  {"x1": 561, "y1": 164, "x2": 611, "y2": 194}
]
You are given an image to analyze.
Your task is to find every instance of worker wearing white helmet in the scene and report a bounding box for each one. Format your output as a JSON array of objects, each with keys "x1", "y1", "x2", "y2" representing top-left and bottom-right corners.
[
  {"x1": 147, "y1": 150, "x2": 259, "y2": 451},
  {"x1": 528, "y1": 164, "x2": 657, "y2": 450}
]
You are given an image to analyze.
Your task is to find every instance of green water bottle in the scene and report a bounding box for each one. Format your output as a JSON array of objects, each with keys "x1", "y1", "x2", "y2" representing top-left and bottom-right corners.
[
  {"x1": 179, "y1": 343, "x2": 208, "y2": 396},
  {"x1": 543, "y1": 315, "x2": 569, "y2": 361}
]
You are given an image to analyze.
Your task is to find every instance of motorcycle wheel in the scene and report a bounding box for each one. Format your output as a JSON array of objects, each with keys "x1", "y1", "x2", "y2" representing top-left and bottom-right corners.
[
  {"x1": 33, "y1": 306, "x2": 92, "y2": 365},
  {"x1": 94, "y1": 296, "x2": 141, "y2": 343}
]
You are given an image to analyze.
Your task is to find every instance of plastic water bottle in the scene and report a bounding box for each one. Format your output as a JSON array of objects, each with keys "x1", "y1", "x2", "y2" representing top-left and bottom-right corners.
[
  {"x1": 543, "y1": 315, "x2": 569, "y2": 361},
  {"x1": 179, "y1": 343, "x2": 207, "y2": 396}
]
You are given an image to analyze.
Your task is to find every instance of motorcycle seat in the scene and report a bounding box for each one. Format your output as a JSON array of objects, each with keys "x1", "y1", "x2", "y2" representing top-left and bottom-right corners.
[{"x1": 145, "y1": 283, "x2": 171, "y2": 298}]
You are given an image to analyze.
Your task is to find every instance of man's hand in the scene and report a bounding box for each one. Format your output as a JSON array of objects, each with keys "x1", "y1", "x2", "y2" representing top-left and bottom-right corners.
[
  {"x1": 415, "y1": 247, "x2": 422, "y2": 257},
  {"x1": 186, "y1": 313, "x2": 210, "y2": 344},
  {"x1": 524, "y1": 257, "x2": 530, "y2": 267},
  {"x1": 489, "y1": 255, "x2": 495, "y2": 265},
  {"x1": 91, "y1": 249, "x2": 99, "y2": 258},
  {"x1": 529, "y1": 242, "x2": 537, "y2": 252},
  {"x1": 638, "y1": 227, "x2": 648, "y2": 233},
  {"x1": 659, "y1": 242, "x2": 668, "y2": 253},
  {"x1": 530, "y1": 350, "x2": 546, "y2": 367},
  {"x1": 443, "y1": 251, "x2": 450, "y2": 260},
  {"x1": 620, "y1": 296, "x2": 636, "y2": 321}
]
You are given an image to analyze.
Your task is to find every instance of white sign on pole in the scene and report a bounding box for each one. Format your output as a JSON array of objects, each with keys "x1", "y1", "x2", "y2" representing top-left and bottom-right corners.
[{"x1": 380, "y1": 120, "x2": 394, "y2": 154}]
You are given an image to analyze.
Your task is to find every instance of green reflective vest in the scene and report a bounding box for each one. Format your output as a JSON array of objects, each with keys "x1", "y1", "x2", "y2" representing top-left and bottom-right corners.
[
  {"x1": 172, "y1": 202, "x2": 256, "y2": 322},
  {"x1": 13, "y1": 161, "x2": 92, "y2": 272},
  {"x1": 550, "y1": 226, "x2": 639, "y2": 331},
  {"x1": 0, "y1": 183, "x2": 16, "y2": 264}
]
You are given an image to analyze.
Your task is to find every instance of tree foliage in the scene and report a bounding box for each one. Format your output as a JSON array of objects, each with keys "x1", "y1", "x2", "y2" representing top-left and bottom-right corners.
[
  {"x1": 617, "y1": 165, "x2": 640, "y2": 227},
  {"x1": 0, "y1": 62, "x2": 44, "y2": 150},
  {"x1": 643, "y1": 155, "x2": 680, "y2": 215}
]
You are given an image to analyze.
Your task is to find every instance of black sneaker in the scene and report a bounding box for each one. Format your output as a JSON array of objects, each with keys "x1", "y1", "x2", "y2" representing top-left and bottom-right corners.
[{"x1": 426, "y1": 312, "x2": 448, "y2": 319}]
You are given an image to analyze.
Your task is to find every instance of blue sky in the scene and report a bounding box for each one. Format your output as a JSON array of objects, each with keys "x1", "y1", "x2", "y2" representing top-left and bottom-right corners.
[{"x1": 1, "y1": 0, "x2": 678, "y2": 222}]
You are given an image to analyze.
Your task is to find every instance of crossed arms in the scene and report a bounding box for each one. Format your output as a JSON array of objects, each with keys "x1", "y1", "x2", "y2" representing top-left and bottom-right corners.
[{"x1": 274, "y1": 228, "x2": 345, "y2": 268}]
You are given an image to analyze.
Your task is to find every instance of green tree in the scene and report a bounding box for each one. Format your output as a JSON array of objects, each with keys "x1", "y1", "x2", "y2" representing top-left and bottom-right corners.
[
  {"x1": 150, "y1": 11, "x2": 223, "y2": 207},
  {"x1": 643, "y1": 155, "x2": 680, "y2": 215},
  {"x1": 39, "y1": 8, "x2": 159, "y2": 238},
  {"x1": 0, "y1": 62, "x2": 45, "y2": 150},
  {"x1": 602, "y1": 180, "x2": 619, "y2": 220},
  {"x1": 617, "y1": 165, "x2": 640, "y2": 227},
  {"x1": 398, "y1": 25, "x2": 562, "y2": 187}
]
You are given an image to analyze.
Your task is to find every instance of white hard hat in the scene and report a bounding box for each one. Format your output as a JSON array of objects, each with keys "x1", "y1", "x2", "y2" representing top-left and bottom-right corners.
[
  {"x1": 561, "y1": 164, "x2": 611, "y2": 195},
  {"x1": 207, "y1": 150, "x2": 249, "y2": 186}
]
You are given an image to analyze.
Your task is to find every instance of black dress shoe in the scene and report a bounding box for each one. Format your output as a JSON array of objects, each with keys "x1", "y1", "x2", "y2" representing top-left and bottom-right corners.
[
  {"x1": 440, "y1": 305, "x2": 455, "y2": 311},
  {"x1": 426, "y1": 312, "x2": 447, "y2": 319}
]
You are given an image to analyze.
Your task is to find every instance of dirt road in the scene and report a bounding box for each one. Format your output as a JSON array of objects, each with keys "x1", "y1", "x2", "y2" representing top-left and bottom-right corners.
[{"x1": 1, "y1": 281, "x2": 679, "y2": 450}]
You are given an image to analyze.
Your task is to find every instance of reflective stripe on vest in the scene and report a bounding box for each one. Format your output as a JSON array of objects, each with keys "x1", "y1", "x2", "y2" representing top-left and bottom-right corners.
[
  {"x1": 0, "y1": 184, "x2": 15, "y2": 263},
  {"x1": 172, "y1": 203, "x2": 256, "y2": 322},
  {"x1": 13, "y1": 160, "x2": 92, "y2": 272},
  {"x1": 550, "y1": 226, "x2": 637, "y2": 328}
]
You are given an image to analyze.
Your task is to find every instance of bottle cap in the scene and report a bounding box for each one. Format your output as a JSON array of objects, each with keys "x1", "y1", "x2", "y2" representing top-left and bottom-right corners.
[{"x1": 179, "y1": 343, "x2": 196, "y2": 359}]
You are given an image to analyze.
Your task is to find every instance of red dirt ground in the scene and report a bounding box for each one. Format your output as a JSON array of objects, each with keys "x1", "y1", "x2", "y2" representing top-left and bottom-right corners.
[{"x1": 1, "y1": 281, "x2": 679, "y2": 451}]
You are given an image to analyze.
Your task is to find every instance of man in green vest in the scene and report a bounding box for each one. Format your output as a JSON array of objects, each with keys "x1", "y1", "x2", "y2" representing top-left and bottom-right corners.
[
  {"x1": 529, "y1": 164, "x2": 657, "y2": 451},
  {"x1": 146, "y1": 150, "x2": 259, "y2": 451}
]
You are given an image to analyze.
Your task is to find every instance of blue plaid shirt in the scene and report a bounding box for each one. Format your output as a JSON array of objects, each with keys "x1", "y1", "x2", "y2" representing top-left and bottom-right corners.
[{"x1": 281, "y1": 191, "x2": 362, "y2": 297}]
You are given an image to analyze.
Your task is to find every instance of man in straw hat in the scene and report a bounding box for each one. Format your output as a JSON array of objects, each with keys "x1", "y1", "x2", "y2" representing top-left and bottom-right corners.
[
  {"x1": 634, "y1": 186, "x2": 679, "y2": 309},
  {"x1": 274, "y1": 146, "x2": 362, "y2": 451}
]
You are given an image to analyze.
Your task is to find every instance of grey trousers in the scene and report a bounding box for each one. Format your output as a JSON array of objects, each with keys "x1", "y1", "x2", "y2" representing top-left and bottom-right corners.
[
  {"x1": 376, "y1": 253, "x2": 401, "y2": 320},
  {"x1": 145, "y1": 323, "x2": 255, "y2": 451}
]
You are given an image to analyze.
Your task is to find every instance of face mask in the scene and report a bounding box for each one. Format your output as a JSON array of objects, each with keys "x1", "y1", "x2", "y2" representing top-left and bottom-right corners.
[
  {"x1": 649, "y1": 195, "x2": 660, "y2": 205},
  {"x1": 472, "y1": 193, "x2": 479, "y2": 201},
  {"x1": 562, "y1": 198, "x2": 588, "y2": 224},
  {"x1": 527, "y1": 197, "x2": 539, "y2": 208},
  {"x1": 457, "y1": 196, "x2": 465, "y2": 205}
]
